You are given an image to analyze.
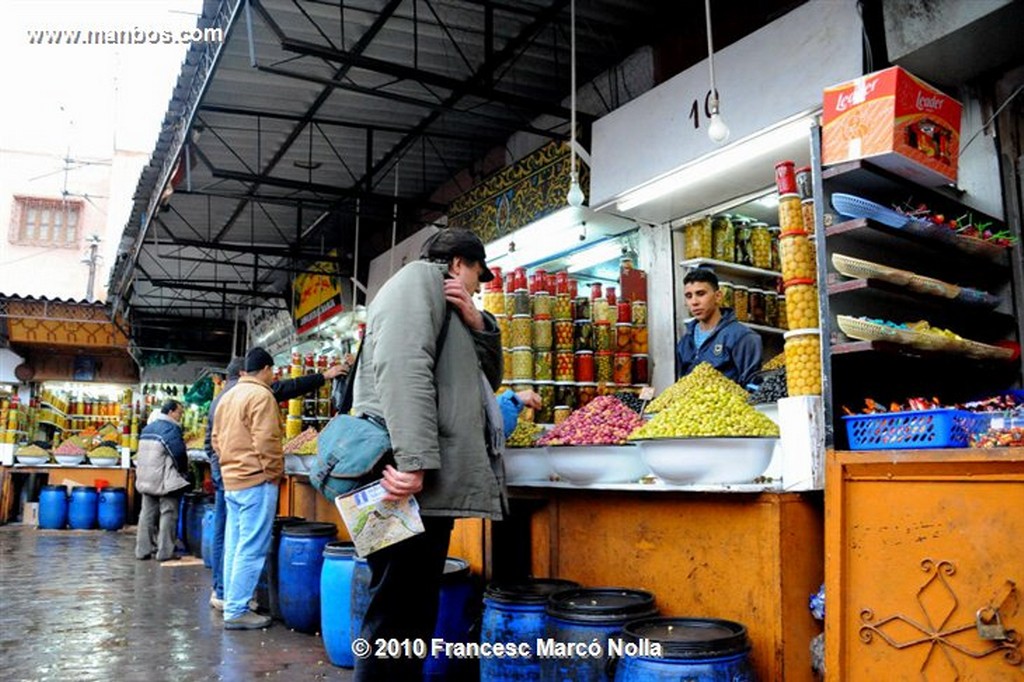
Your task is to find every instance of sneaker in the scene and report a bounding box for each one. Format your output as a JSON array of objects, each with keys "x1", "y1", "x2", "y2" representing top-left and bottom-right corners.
[
  {"x1": 224, "y1": 610, "x2": 271, "y2": 630},
  {"x1": 209, "y1": 592, "x2": 224, "y2": 611}
]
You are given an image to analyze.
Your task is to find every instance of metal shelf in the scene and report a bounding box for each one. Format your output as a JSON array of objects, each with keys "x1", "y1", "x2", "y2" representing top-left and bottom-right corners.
[{"x1": 679, "y1": 258, "x2": 782, "y2": 280}]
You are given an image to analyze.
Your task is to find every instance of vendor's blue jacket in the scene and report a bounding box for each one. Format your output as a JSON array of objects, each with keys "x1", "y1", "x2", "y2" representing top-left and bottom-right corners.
[
  {"x1": 676, "y1": 307, "x2": 762, "y2": 386},
  {"x1": 497, "y1": 390, "x2": 526, "y2": 437}
]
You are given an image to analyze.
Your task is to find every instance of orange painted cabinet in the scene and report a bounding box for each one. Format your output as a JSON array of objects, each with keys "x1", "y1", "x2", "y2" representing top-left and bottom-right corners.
[{"x1": 826, "y1": 449, "x2": 1024, "y2": 680}]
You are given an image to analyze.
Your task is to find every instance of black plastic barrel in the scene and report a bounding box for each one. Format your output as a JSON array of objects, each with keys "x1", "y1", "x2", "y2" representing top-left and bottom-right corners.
[{"x1": 612, "y1": 617, "x2": 754, "y2": 682}]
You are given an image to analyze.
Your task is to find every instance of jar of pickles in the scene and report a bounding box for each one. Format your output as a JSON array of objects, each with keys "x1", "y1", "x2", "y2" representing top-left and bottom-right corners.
[
  {"x1": 749, "y1": 289, "x2": 766, "y2": 325},
  {"x1": 769, "y1": 227, "x2": 781, "y2": 272},
  {"x1": 615, "y1": 323, "x2": 632, "y2": 353},
  {"x1": 593, "y1": 298, "x2": 610, "y2": 325},
  {"x1": 783, "y1": 328, "x2": 822, "y2": 395},
  {"x1": 779, "y1": 232, "x2": 816, "y2": 281},
  {"x1": 503, "y1": 349, "x2": 513, "y2": 381},
  {"x1": 765, "y1": 291, "x2": 779, "y2": 328},
  {"x1": 554, "y1": 320, "x2": 574, "y2": 351},
  {"x1": 613, "y1": 353, "x2": 633, "y2": 385},
  {"x1": 533, "y1": 294, "x2": 553, "y2": 318},
  {"x1": 533, "y1": 351, "x2": 553, "y2": 381},
  {"x1": 554, "y1": 351, "x2": 574, "y2": 382},
  {"x1": 778, "y1": 194, "x2": 805, "y2": 233},
  {"x1": 513, "y1": 290, "x2": 531, "y2": 316},
  {"x1": 734, "y1": 219, "x2": 752, "y2": 266},
  {"x1": 574, "y1": 351, "x2": 596, "y2": 382},
  {"x1": 510, "y1": 315, "x2": 533, "y2": 348},
  {"x1": 594, "y1": 323, "x2": 613, "y2": 352},
  {"x1": 733, "y1": 285, "x2": 750, "y2": 322},
  {"x1": 533, "y1": 319, "x2": 552, "y2": 350},
  {"x1": 719, "y1": 281, "x2": 734, "y2": 309},
  {"x1": 496, "y1": 316, "x2": 510, "y2": 345},
  {"x1": 553, "y1": 406, "x2": 571, "y2": 425},
  {"x1": 784, "y1": 280, "x2": 819, "y2": 329},
  {"x1": 632, "y1": 355, "x2": 650, "y2": 385},
  {"x1": 573, "y1": 297, "x2": 591, "y2": 321},
  {"x1": 483, "y1": 290, "x2": 505, "y2": 316},
  {"x1": 712, "y1": 214, "x2": 736, "y2": 262},
  {"x1": 631, "y1": 300, "x2": 647, "y2": 326},
  {"x1": 683, "y1": 217, "x2": 713, "y2": 259},
  {"x1": 554, "y1": 293, "x2": 572, "y2": 320},
  {"x1": 801, "y1": 198, "x2": 816, "y2": 233},
  {"x1": 578, "y1": 382, "x2": 598, "y2": 407},
  {"x1": 631, "y1": 325, "x2": 648, "y2": 355},
  {"x1": 617, "y1": 302, "x2": 632, "y2": 324},
  {"x1": 574, "y1": 320, "x2": 594, "y2": 352},
  {"x1": 750, "y1": 222, "x2": 772, "y2": 270},
  {"x1": 511, "y1": 348, "x2": 533, "y2": 381},
  {"x1": 596, "y1": 352, "x2": 614, "y2": 383},
  {"x1": 535, "y1": 382, "x2": 555, "y2": 423},
  {"x1": 555, "y1": 382, "x2": 577, "y2": 409},
  {"x1": 778, "y1": 295, "x2": 788, "y2": 330}
]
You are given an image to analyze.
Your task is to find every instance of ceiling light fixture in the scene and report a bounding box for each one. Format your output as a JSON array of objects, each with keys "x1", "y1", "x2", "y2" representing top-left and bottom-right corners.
[
  {"x1": 704, "y1": 0, "x2": 730, "y2": 144},
  {"x1": 565, "y1": 0, "x2": 585, "y2": 207}
]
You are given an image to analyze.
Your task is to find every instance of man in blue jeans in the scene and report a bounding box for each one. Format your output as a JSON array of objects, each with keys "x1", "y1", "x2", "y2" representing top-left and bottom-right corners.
[
  {"x1": 205, "y1": 357, "x2": 348, "y2": 611},
  {"x1": 211, "y1": 347, "x2": 285, "y2": 630}
]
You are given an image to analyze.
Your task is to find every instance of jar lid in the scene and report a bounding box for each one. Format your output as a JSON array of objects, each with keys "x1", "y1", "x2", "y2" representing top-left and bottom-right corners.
[
  {"x1": 783, "y1": 328, "x2": 822, "y2": 339},
  {"x1": 534, "y1": 290, "x2": 550, "y2": 296},
  {"x1": 595, "y1": 351, "x2": 614, "y2": 357},
  {"x1": 615, "y1": 322, "x2": 633, "y2": 327},
  {"x1": 768, "y1": 225, "x2": 781, "y2": 232},
  {"x1": 533, "y1": 315, "x2": 552, "y2": 321},
  {"x1": 546, "y1": 588, "x2": 658, "y2": 623},
  {"x1": 614, "y1": 352, "x2": 632, "y2": 358},
  {"x1": 323, "y1": 541, "x2": 356, "y2": 558},
  {"x1": 751, "y1": 221, "x2": 769, "y2": 228},
  {"x1": 554, "y1": 405, "x2": 571, "y2": 411},
  {"x1": 511, "y1": 314, "x2": 532, "y2": 319},
  {"x1": 554, "y1": 381, "x2": 576, "y2": 386},
  {"x1": 802, "y1": 198, "x2": 815, "y2": 205},
  {"x1": 780, "y1": 229, "x2": 809, "y2": 238},
  {"x1": 795, "y1": 165, "x2": 812, "y2": 174},
  {"x1": 631, "y1": 354, "x2": 649, "y2": 359},
  {"x1": 574, "y1": 350, "x2": 594, "y2": 356},
  {"x1": 511, "y1": 346, "x2": 534, "y2": 352},
  {"x1": 734, "y1": 285, "x2": 751, "y2": 291},
  {"x1": 573, "y1": 319, "x2": 591, "y2": 324},
  {"x1": 778, "y1": 192, "x2": 801, "y2": 201},
  {"x1": 577, "y1": 382, "x2": 598, "y2": 387},
  {"x1": 783, "y1": 277, "x2": 816, "y2": 288}
]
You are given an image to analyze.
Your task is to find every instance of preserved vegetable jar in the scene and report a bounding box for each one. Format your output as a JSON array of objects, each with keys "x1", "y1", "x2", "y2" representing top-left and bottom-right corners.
[
  {"x1": 778, "y1": 194, "x2": 805, "y2": 233},
  {"x1": 553, "y1": 406, "x2": 571, "y2": 425},
  {"x1": 720, "y1": 282, "x2": 734, "y2": 309},
  {"x1": 590, "y1": 283, "x2": 603, "y2": 301},
  {"x1": 574, "y1": 351, "x2": 595, "y2": 382},
  {"x1": 512, "y1": 349, "x2": 533, "y2": 381},
  {"x1": 616, "y1": 323, "x2": 633, "y2": 353},
  {"x1": 496, "y1": 316, "x2": 510, "y2": 345},
  {"x1": 712, "y1": 214, "x2": 736, "y2": 262},
  {"x1": 795, "y1": 166, "x2": 813, "y2": 200},
  {"x1": 734, "y1": 219, "x2": 753, "y2": 266},
  {"x1": 749, "y1": 289, "x2": 766, "y2": 325},
  {"x1": 617, "y1": 302, "x2": 632, "y2": 323},
  {"x1": 593, "y1": 298, "x2": 610, "y2": 326},
  {"x1": 554, "y1": 320, "x2": 574, "y2": 351},
  {"x1": 503, "y1": 349, "x2": 513, "y2": 381},
  {"x1": 510, "y1": 315, "x2": 533, "y2": 348},
  {"x1": 784, "y1": 280, "x2": 819, "y2": 329},
  {"x1": 573, "y1": 297, "x2": 590, "y2": 321},
  {"x1": 535, "y1": 382, "x2": 555, "y2": 423},
  {"x1": 784, "y1": 329, "x2": 822, "y2": 395},
  {"x1": 605, "y1": 287, "x2": 617, "y2": 307},
  {"x1": 554, "y1": 352, "x2": 575, "y2": 382},
  {"x1": 683, "y1": 217, "x2": 713, "y2": 259},
  {"x1": 594, "y1": 323, "x2": 613, "y2": 353},
  {"x1": 533, "y1": 352, "x2": 553, "y2": 381},
  {"x1": 769, "y1": 227, "x2": 782, "y2": 272},
  {"x1": 613, "y1": 354, "x2": 633, "y2": 385},
  {"x1": 574, "y1": 321, "x2": 594, "y2": 352},
  {"x1": 733, "y1": 286, "x2": 750, "y2": 322},
  {"x1": 775, "y1": 160, "x2": 797, "y2": 195},
  {"x1": 779, "y1": 233, "x2": 816, "y2": 281},
  {"x1": 555, "y1": 383, "x2": 577, "y2": 410},
  {"x1": 802, "y1": 198, "x2": 816, "y2": 234},
  {"x1": 631, "y1": 300, "x2": 647, "y2": 326},
  {"x1": 577, "y1": 383, "x2": 597, "y2": 407},
  {"x1": 513, "y1": 291, "x2": 531, "y2": 316},
  {"x1": 555, "y1": 271, "x2": 570, "y2": 295},
  {"x1": 765, "y1": 291, "x2": 779, "y2": 328},
  {"x1": 750, "y1": 222, "x2": 772, "y2": 270},
  {"x1": 513, "y1": 267, "x2": 528, "y2": 292},
  {"x1": 554, "y1": 294, "x2": 573, "y2": 320},
  {"x1": 533, "y1": 319, "x2": 553, "y2": 351},
  {"x1": 631, "y1": 325, "x2": 649, "y2": 355},
  {"x1": 632, "y1": 355, "x2": 650, "y2": 385},
  {"x1": 596, "y1": 352, "x2": 614, "y2": 383},
  {"x1": 778, "y1": 295, "x2": 788, "y2": 330},
  {"x1": 532, "y1": 294, "x2": 552, "y2": 318}
]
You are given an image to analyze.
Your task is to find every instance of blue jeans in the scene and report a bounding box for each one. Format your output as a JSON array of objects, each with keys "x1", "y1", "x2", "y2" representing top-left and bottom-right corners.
[
  {"x1": 209, "y1": 458, "x2": 227, "y2": 599},
  {"x1": 223, "y1": 482, "x2": 278, "y2": 620}
]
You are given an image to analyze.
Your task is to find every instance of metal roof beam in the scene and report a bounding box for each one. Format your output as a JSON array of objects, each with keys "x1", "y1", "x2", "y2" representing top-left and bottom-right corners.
[
  {"x1": 155, "y1": 236, "x2": 338, "y2": 260},
  {"x1": 155, "y1": 252, "x2": 352, "y2": 278},
  {"x1": 279, "y1": 37, "x2": 587, "y2": 124},
  {"x1": 138, "y1": 279, "x2": 286, "y2": 301},
  {"x1": 174, "y1": 188, "x2": 334, "y2": 208}
]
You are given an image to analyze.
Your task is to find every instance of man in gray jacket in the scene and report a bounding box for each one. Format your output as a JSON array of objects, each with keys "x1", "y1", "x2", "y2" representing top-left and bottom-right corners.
[{"x1": 351, "y1": 229, "x2": 503, "y2": 681}]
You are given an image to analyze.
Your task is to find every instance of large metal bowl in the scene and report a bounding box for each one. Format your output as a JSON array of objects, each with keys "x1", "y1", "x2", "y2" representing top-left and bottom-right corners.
[
  {"x1": 503, "y1": 447, "x2": 552, "y2": 483},
  {"x1": 634, "y1": 437, "x2": 777, "y2": 484},
  {"x1": 546, "y1": 444, "x2": 649, "y2": 486},
  {"x1": 53, "y1": 454, "x2": 85, "y2": 466}
]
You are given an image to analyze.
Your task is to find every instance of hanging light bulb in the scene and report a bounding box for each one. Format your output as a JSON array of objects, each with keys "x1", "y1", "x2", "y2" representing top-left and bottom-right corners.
[
  {"x1": 704, "y1": 0, "x2": 729, "y2": 145},
  {"x1": 566, "y1": 172, "x2": 585, "y2": 207},
  {"x1": 707, "y1": 102, "x2": 730, "y2": 144}
]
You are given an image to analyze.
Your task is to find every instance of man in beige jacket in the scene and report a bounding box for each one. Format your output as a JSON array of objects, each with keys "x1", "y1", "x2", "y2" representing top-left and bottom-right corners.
[{"x1": 212, "y1": 347, "x2": 282, "y2": 630}]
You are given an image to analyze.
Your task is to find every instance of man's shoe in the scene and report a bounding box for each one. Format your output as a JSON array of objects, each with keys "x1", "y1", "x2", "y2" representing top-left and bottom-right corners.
[
  {"x1": 209, "y1": 592, "x2": 224, "y2": 611},
  {"x1": 224, "y1": 610, "x2": 271, "y2": 630}
]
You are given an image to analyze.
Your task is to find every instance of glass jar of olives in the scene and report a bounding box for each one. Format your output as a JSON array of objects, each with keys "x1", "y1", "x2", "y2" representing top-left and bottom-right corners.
[
  {"x1": 683, "y1": 217, "x2": 713, "y2": 259},
  {"x1": 712, "y1": 214, "x2": 736, "y2": 262}
]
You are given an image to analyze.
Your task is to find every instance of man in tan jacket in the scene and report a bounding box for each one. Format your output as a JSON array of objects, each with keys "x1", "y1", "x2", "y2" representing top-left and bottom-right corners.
[{"x1": 212, "y1": 347, "x2": 282, "y2": 630}]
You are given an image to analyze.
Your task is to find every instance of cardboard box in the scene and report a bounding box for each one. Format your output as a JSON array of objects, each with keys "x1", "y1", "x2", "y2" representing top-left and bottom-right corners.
[
  {"x1": 22, "y1": 502, "x2": 39, "y2": 526},
  {"x1": 822, "y1": 66, "x2": 962, "y2": 186}
]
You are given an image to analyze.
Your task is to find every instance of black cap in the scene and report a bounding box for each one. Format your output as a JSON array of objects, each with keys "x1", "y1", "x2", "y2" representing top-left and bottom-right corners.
[
  {"x1": 225, "y1": 357, "x2": 244, "y2": 380},
  {"x1": 244, "y1": 347, "x2": 274, "y2": 372},
  {"x1": 420, "y1": 229, "x2": 494, "y2": 282}
]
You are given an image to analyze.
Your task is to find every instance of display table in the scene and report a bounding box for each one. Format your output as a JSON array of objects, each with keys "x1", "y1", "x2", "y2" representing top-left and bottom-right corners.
[
  {"x1": 0, "y1": 465, "x2": 136, "y2": 524},
  {"x1": 825, "y1": 448, "x2": 1024, "y2": 681}
]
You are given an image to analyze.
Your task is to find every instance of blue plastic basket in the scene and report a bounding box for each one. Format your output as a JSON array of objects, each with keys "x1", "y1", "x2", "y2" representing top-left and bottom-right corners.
[
  {"x1": 831, "y1": 193, "x2": 910, "y2": 229},
  {"x1": 843, "y1": 409, "x2": 986, "y2": 450}
]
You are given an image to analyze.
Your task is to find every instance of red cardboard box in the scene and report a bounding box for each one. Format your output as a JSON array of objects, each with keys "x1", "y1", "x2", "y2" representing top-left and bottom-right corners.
[{"x1": 822, "y1": 67, "x2": 962, "y2": 186}]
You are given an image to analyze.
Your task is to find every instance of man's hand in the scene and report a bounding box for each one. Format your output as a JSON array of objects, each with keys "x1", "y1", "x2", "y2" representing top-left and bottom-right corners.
[
  {"x1": 515, "y1": 390, "x2": 542, "y2": 410},
  {"x1": 444, "y1": 278, "x2": 484, "y2": 331},
  {"x1": 380, "y1": 464, "x2": 425, "y2": 501},
  {"x1": 323, "y1": 363, "x2": 346, "y2": 380}
]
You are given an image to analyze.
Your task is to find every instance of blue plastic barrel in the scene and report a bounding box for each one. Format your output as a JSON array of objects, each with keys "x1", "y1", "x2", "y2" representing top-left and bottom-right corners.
[
  {"x1": 38, "y1": 485, "x2": 68, "y2": 529},
  {"x1": 480, "y1": 578, "x2": 580, "y2": 681},
  {"x1": 68, "y1": 486, "x2": 98, "y2": 530},
  {"x1": 424, "y1": 557, "x2": 479, "y2": 680},
  {"x1": 256, "y1": 516, "x2": 306, "y2": 617},
  {"x1": 201, "y1": 505, "x2": 216, "y2": 568},
  {"x1": 350, "y1": 557, "x2": 371, "y2": 643},
  {"x1": 97, "y1": 487, "x2": 127, "y2": 531},
  {"x1": 320, "y1": 542, "x2": 357, "y2": 667},
  {"x1": 278, "y1": 521, "x2": 337, "y2": 633},
  {"x1": 612, "y1": 618, "x2": 754, "y2": 682},
  {"x1": 543, "y1": 588, "x2": 658, "y2": 682},
  {"x1": 191, "y1": 495, "x2": 215, "y2": 559}
]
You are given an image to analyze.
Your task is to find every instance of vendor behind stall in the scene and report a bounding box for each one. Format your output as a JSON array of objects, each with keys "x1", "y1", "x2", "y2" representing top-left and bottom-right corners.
[{"x1": 676, "y1": 268, "x2": 762, "y2": 387}]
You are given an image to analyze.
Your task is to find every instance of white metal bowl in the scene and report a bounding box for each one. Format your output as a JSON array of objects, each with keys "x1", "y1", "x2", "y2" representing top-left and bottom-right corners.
[
  {"x1": 546, "y1": 444, "x2": 649, "y2": 486},
  {"x1": 635, "y1": 437, "x2": 777, "y2": 484},
  {"x1": 284, "y1": 454, "x2": 312, "y2": 474},
  {"x1": 504, "y1": 447, "x2": 552, "y2": 483},
  {"x1": 88, "y1": 457, "x2": 119, "y2": 467},
  {"x1": 54, "y1": 454, "x2": 85, "y2": 466},
  {"x1": 15, "y1": 455, "x2": 49, "y2": 466}
]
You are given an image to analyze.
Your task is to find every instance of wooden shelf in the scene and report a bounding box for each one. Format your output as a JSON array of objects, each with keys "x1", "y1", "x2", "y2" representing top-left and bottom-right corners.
[{"x1": 679, "y1": 258, "x2": 782, "y2": 280}]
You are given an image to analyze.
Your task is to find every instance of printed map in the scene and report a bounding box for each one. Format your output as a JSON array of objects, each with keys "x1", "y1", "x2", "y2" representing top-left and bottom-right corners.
[{"x1": 335, "y1": 481, "x2": 424, "y2": 556}]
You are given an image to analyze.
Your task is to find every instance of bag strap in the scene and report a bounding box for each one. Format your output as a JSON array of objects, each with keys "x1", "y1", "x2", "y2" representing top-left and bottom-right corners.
[{"x1": 337, "y1": 304, "x2": 453, "y2": 414}]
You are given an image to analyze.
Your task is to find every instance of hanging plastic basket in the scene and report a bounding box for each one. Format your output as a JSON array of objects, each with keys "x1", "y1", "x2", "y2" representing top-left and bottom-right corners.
[{"x1": 844, "y1": 409, "x2": 986, "y2": 450}]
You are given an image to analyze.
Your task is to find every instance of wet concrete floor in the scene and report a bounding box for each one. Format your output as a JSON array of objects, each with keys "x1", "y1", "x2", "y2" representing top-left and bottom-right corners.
[{"x1": 0, "y1": 525, "x2": 354, "y2": 682}]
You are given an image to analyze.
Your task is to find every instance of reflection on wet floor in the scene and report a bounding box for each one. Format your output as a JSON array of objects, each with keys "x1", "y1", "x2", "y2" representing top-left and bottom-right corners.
[{"x1": 0, "y1": 526, "x2": 353, "y2": 682}]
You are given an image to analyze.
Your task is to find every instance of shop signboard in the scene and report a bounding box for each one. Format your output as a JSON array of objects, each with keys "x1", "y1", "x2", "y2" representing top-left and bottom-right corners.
[
  {"x1": 249, "y1": 307, "x2": 297, "y2": 359},
  {"x1": 292, "y1": 252, "x2": 346, "y2": 335}
]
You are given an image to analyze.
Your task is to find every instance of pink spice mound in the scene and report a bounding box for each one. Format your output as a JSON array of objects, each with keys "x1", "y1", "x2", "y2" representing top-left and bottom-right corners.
[
  {"x1": 54, "y1": 441, "x2": 87, "y2": 456},
  {"x1": 537, "y1": 396, "x2": 645, "y2": 446}
]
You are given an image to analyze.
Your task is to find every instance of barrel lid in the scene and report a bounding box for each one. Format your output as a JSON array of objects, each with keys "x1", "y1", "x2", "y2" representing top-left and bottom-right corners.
[
  {"x1": 323, "y1": 541, "x2": 356, "y2": 557},
  {"x1": 440, "y1": 557, "x2": 470, "y2": 581},
  {"x1": 71, "y1": 486, "x2": 96, "y2": 492},
  {"x1": 484, "y1": 578, "x2": 580, "y2": 604},
  {"x1": 282, "y1": 521, "x2": 337, "y2": 538},
  {"x1": 273, "y1": 516, "x2": 306, "y2": 531},
  {"x1": 41, "y1": 484, "x2": 67, "y2": 491},
  {"x1": 101, "y1": 486, "x2": 127, "y2": 493},
  {"x1": 546, "y1": 588, "x2": 657, "y2": 623},
  {"x1": 620, "y1": 617, "x2": 750, "y2": 659}
]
